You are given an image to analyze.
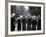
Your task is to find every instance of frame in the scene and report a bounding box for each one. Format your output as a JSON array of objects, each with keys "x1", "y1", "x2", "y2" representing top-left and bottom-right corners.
[{"x1": 7, "y1": 1, "x2": 45, "y2": 35}]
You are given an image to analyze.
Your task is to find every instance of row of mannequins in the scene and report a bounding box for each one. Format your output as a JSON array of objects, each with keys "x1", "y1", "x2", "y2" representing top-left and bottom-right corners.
[{"x1": 11, "y1": 13, "x2": 41, "y2": 31}]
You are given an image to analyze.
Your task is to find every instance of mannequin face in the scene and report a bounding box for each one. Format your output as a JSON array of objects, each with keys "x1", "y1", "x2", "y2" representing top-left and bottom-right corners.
[
  {"x1": 11, "y1": 13, "x2": 15, "y2": 17},
  {"x1": 32, "y1": 15, "x2": 36, "y2": 20}
]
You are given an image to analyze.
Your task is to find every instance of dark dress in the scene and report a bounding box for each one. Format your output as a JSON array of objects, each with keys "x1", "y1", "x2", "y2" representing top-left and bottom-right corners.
[
  {"x1": 27, "y1": 18, "x2": 32, "y2": 30},
  {"x1": 32, "y1": 19, "x2": 37, "y2": 30},
  {"x1": 22, "y1": 18, "x2": 26, "y2": 31},
  {"x1": 17, "y1": 19, "x2": 21, "y2": 31},
  {"x1": 37, "y1": 18, "x2": 41, "y2": 30},
  {"x1": 11, "y1": 17, "x2": 15, "y2": 31}
]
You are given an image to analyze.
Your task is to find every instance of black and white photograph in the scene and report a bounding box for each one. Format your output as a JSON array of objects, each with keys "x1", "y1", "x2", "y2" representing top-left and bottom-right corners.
[{"x1": 8, "y1": 2, "x2": 44, "y2": 35}]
